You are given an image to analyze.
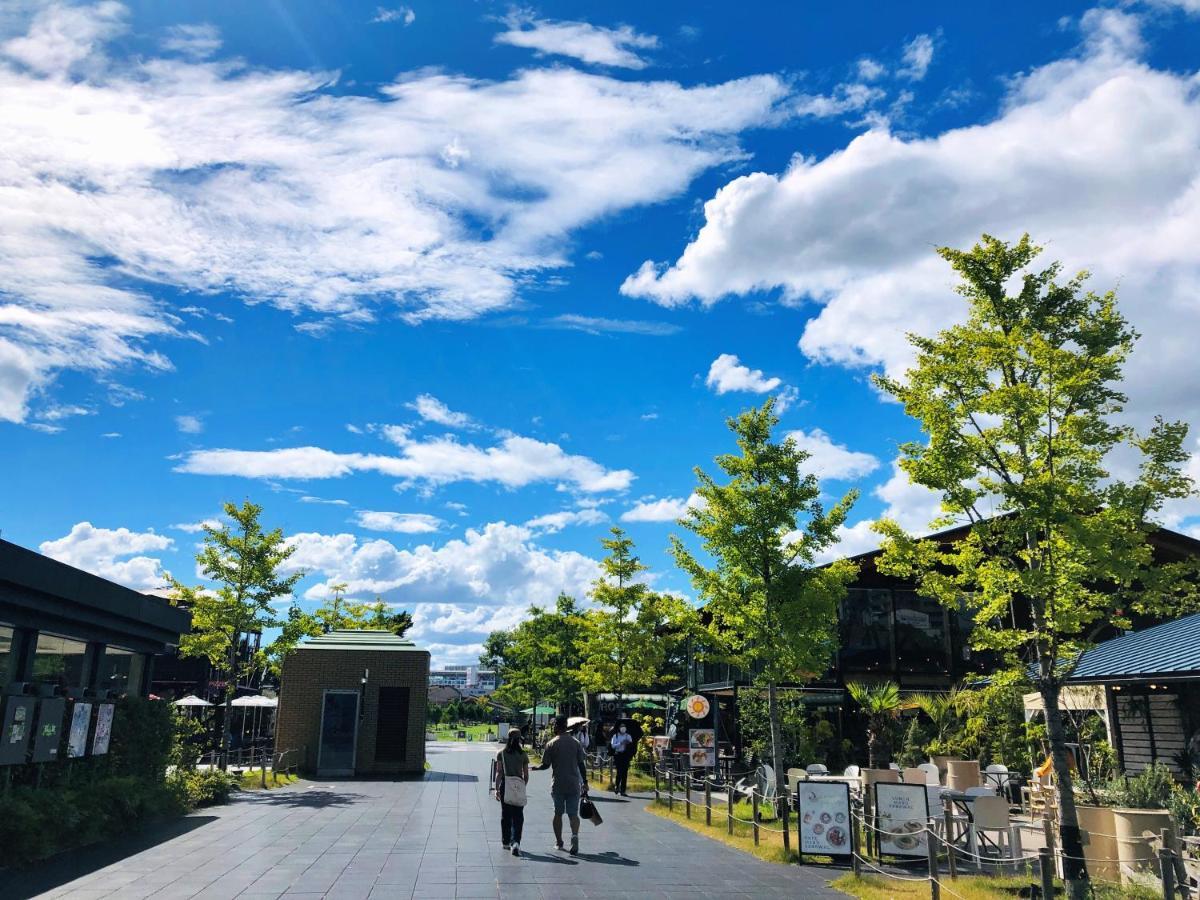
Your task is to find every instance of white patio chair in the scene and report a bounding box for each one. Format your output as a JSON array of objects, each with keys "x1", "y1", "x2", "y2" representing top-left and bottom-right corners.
[
  {"x1": 968, "y1": 795, "x2": 1023, "y2": 871},
  {"x1": 843, "y1": 764, "x2": 861, "y2": 778},
  {"x1": 984, "y1": 764, "x2": 1014, "y2": 800},
  {"x1": 760, "y1": 764, "x2": 778, "y2": 805},
  {"x1": 918, "y1": 762, "x2": 940, "y2": 785},
  {"x1": 786, "y1": 767, "x2": 805, "y2": 795}
]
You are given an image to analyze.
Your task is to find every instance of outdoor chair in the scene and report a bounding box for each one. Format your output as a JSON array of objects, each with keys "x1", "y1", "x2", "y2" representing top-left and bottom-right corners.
[
  {"x1": 888, "y1": 762, "x2": 901, "y2": 771},
  {"x1": 1021, "y1": 773, "x2": 1055, "y2": 818},
  {"x1": 786, "y1": 767, "x2": 805, "y2": 794},
  {"x1": 984, "y1": 764, "x2": 1015, "y2": 800},
  {"x1": 917, "y1": 762, "x2": 940, "y2": 785},
  {"x1": 968, "y1": 795, "x2": 1023, "y2": 871},
  {"x1": 843, "y1": 764, "x2": 861, "y2": 778},
  {"x1": 759, "y1": 764, "x2": 778, "y2": 805},
  {"x1": 805, "y1": 764, "x2": 829, "y2": 776}
]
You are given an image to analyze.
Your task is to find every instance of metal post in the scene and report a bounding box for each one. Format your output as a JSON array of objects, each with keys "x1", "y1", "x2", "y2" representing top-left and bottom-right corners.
[
  {"x1": 851, "y1": 813, "x2": 862, "y2": 877},
  {"x1": 752, "y1": 789, "x2": 760, "y2": 846},
  {"x1": 927, "y1": 825, "x2": 940, "y2": 900},
  {"x1": 668, "y1": 770, "x2": 674, "y2": 812},
  {"x1": 1160, "y1": 832, "x2": 1176, "y2": 900},
  {"x1": 654, "y1": 766, "x2": 660, "y2": 802},
  {"x1": 1039, "y1": 847, "x2": 1054, "y2": 899},
  {"x1": 686, "y1": 771, "x2": 692, "y2": 819},
  {"x1": 943, "y1": 801, "x2": 957, "y2": 880},
  {"x1": 727, "y1": 782, "x2": 734, "y2": 835},
  {"x1": 782, "y1": 794, "x2": 790, "y2": 856},
  {"x1": 705, "y1": 778, "x2": 712, "y2": 827}
]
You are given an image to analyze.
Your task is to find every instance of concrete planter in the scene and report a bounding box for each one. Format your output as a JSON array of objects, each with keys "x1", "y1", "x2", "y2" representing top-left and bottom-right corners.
[
  {"x1": 946, "y1": 759, "x2": 980, "y2": 791},
  {"x1": 1075, "y1": 805, "x2": 1120, "y2": 883},
  {"x1": 932, "y1": 755, "x2": 957, "y2": 783},
  {"x1": 1111, "y1": 807, "x2": 1172, "y2": 886}
]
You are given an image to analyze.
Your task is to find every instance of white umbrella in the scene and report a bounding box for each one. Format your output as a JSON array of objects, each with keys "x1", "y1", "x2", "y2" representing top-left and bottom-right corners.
[
  {"x1": 230, "y1": 695, "x2": 278, "y2": 707},
  {"x1": 172, "y1": 695, "x2": 212, "y2": 707},
  {"x1": 567, "y1": 716, "x2": 589, "y2": 727}
]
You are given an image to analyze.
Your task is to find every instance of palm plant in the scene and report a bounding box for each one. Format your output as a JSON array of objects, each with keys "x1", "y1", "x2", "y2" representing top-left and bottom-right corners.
[
  {"x1": 912, "y1": 688, "x2": 962, "y2": 755},
  {"x1": 847, "y1": 681, "x2": 902, "y2": 769}
]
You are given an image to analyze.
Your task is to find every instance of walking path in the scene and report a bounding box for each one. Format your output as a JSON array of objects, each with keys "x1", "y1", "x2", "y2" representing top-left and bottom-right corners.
[{"x1": 2, "y1": 742, "x2": 845, "y2": 899}]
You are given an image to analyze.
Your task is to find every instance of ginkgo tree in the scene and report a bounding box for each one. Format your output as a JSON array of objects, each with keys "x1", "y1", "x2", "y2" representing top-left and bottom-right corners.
[
  {"x1": 872, "y1": 234, "x2": 1199, "y2": 899},
  {"x1": 673, "y1": 400, "x2": 859, "y2": 797}
]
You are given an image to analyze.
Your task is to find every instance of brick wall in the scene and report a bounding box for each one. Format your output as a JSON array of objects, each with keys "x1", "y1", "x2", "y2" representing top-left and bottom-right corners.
[{"x1": 276, "y1": 648, "x2": 429, "y2": 775}]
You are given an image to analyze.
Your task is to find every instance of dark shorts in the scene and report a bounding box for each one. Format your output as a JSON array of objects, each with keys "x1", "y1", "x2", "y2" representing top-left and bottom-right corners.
[{"x1": 551, "y1": 787, "x2": 581, "y2": 817}]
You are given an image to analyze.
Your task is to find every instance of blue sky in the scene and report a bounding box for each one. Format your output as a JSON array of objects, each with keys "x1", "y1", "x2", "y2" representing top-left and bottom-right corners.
[{"x1": 3, "y1": 0, "x2": 1200, "y2": 666}]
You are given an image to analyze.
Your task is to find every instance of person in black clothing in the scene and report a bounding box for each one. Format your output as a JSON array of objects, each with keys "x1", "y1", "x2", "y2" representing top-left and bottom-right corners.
[
  {"x1": 610, "y1": 722, "x2": 635, "y2": 796},
  {"x1": 494, "y1": 730, "x2": 530, "y2": 856}
]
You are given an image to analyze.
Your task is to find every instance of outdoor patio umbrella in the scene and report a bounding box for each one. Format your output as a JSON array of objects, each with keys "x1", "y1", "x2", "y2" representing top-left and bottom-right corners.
[
  {"x1": 567, "y1": 716, "x2": 590, "y2": 727},
  {"x1": 230, "y1": 695, "x2": 278, "y2": 707},
  {"x1": 625, "y1": 699, "x2": 663, "y2": 710},
  {"x1": 172, "y1": 695, "x2": 212, "y2": 707}
]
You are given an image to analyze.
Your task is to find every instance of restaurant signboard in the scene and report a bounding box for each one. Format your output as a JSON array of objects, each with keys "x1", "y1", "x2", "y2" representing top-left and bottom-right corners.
[
  {"x1": 874, "y1": 782, "x2": 929, "y2": 857},
  {"x1": 796, "y1": 781, "x2": 852, "y2": 857}
]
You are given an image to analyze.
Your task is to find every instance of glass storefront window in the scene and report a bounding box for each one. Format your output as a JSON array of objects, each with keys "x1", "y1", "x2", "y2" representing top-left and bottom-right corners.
[
  {"x1": 0, "y1": 625, "x2": 13, "y2": 685},
  {"x1": 840, "y1": 589, "x2": 894, "y2": 673},
  {"x1": 99, "y1": 646, "x2": 145, "y2": 695},
  {"x1": 893, "y1": 590, "x2": 949, "y2": 673},
  {"x1": 32, "y1": 632, "x2": 87, "y2": 689}
]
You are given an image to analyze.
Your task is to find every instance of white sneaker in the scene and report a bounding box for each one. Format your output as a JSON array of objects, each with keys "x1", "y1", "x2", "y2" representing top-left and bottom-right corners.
[{"x1": 511, "y1": 843, "x2": 520, "y2": 857}]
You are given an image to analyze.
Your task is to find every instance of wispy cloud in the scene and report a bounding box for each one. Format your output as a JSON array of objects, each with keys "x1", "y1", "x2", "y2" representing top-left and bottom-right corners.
[
  {"x1": 372, "y1": 6, "x2": 415, "y2": 26},
  {"x1": 495, "y1": 13, "x2": 658, "y2": 68},
  {"x1": 544, "y1": 314, "x2": 681, "y2": 336}
]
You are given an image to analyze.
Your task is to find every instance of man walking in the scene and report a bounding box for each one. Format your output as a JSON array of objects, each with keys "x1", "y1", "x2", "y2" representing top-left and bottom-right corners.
[
  {"x1": 534, "y1": 715, "x2": 589, "y2": 854},
  {"x1": 610, "y1": 722, "x2": 634, "y2": 796}
]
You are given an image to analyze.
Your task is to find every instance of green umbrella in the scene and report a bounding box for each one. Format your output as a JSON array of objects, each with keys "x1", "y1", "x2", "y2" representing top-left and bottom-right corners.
[
  {"x1": 520, "y1": 706, "x2": 556, "y2": 715},
  {"x1": 626, "y1": 699, "x2": 664, "y2": 710}
]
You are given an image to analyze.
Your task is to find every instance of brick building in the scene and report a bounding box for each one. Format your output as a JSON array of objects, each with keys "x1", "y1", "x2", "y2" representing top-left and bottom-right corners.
[{"x1": 275, "y1": 629, "x2": 429, "y2": 777}]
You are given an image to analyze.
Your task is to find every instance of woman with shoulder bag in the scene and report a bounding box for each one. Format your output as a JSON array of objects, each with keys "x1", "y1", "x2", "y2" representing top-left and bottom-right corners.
[{"x1": 494, "y1": 730, "x2": 530, "y2": 856}]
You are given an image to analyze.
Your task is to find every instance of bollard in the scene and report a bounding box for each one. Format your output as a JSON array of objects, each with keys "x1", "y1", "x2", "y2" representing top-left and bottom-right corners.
[
  {"x1": 668, "y1": 770, "x2": 674, "y2": 812},
  {"x1": 727, "y1": 782, "x2": 734, "y2": 835},
  {"x1": 1160, "y1": 843, "x2": 1176, "y2": 900},
  {"x1": 654, "y1": 766, "x2": 660, "y2": 802},
  {"x1": 1039, "y1": 847, "x2": 1054, "y2": 899},
  {"x1": 927, "y1": 825, "x2": 940, "y2": 900},
  {"x1": 752, "y1": 790, "x2": 760, "y2": 846},
  {"x1": 782, "y1": 794, "x2": 790, "y2": 856},
  {"x1": 686, "y1": 772, "x2": 692, "y2": 819},
  {"x1": 942, "y1": 802, "x2": 957, "y2": 880},
  {"x1": 850, "y1": 813, "x2": 862, "y2": 877},
  {"x1": 705, "y1": 779, "x2": 712, "y2": 827}
]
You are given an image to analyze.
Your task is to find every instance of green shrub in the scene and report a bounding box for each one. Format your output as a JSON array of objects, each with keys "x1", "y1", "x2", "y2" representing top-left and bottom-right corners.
[
  {"x1": 170, "y1": 768, "x2": 239, "y2": 807},
  {"x1": 1115, "y1": 762, "x2": 1178, "y2": 810}
]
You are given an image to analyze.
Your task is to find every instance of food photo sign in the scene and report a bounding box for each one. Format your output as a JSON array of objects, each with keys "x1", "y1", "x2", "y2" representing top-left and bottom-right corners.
[
  {"x1": 797, "y1": 781, "x2": 852, "y2": 857},
  {"x1": 874, "y1": 782, "x2": 930, "y2": 857},
  {"x1": 687, "y1": 728, "x2": 715, "y2": 767}
]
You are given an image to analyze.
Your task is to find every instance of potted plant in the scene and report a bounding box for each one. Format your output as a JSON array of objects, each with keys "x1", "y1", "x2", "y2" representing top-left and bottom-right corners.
[{"x1": 1109, "y1": 763, "x2": 1180, "y2": 886}]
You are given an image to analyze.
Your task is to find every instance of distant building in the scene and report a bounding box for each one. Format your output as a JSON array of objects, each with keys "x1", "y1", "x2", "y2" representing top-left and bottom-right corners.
[
  {"x1": 428, "y1": 684, "x2": 463, "y2": 705},
  {"x1": 429, "y1": 664, "x2": 498, "y2": 696}
]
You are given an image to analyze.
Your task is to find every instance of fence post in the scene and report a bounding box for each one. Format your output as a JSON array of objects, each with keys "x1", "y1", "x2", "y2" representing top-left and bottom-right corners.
[
  {"x1": 685, "y1": 771, "x2": 692, "y2": 819},
  {"x1": 850, "y1": 813, "x2": 862, "y2": 878},
  {"x1": 727, "y1": 782, "x2": 734, "y2": 835},
  {"x1": 261, "y1": 748, "x2": 267, "y2": 788},
  {"x1": 927, "y1": 825, "x2": 940, "y2": 900},
  {"x1": 1039, "y1": 847, "x2": 1054, "y2": 900},
  {"x1": 705, "y1": 778, "x2": 712, "y2": 827},
  {"x1": 782, "y1": 794, "x2": 790, "y2": 857},
  {"x1": 1159, "y1": 831, "x2": 1176, "y2": 900},
  {"x1": 668, "y1": 770, "x2": 674, "y2": 812},
  {"x1": 654, "y1": 766, "x2": 660, "y2": 802},
  {"x1": 943, "y1": 801, "x2": 957, "y2": 880},
  {"x1": 752, "y1": 789, "x2": 760, "y2": 846}
]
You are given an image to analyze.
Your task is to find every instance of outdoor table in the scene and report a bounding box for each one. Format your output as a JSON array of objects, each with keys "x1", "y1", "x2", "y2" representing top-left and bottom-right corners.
[{"x1": 939, "y1": 788, "x2": 1001, "y2": 852}]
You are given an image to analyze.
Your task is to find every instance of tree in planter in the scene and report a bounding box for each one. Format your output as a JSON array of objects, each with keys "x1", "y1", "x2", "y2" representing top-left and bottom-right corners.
[
  {"x1": 673, "y1": 399, "x2": 859, "y2": 797},
  {"x1": 170, "y1": 501, "x2": 301, "y2": 769},
  {"x1": 872, "y1": 234, "x2": 1199, "y2": 899},
  {"x1": 847, "y1": 681, "x2": 902, "y2": 769},
  {"x1": 912, "y1": 689, "x2": 963, "y2": 757}
]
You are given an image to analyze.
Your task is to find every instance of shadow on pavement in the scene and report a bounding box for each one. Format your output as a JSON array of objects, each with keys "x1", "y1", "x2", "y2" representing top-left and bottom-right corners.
[
  {"x1": 424, "y1": 771, "x2": 479, "y2": 782},
  {"x1": 516, "y1": 852, "x2": 578, "y2": 865},
  {"x1": 0, "y1": 814, "x2": 218, "y2": 900},
  {"x1": 574, "y1": 851, "x2": 639, "y2": 867},
  {"x1": 587, "y1": 795, "x2": 628, "y2": 803},
  {"x1": 242, "y1": 787, "x2": 359, "y2": 808}
]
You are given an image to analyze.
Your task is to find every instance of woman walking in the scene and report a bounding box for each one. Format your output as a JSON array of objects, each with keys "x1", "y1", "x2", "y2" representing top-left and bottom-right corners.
[{"x1": 494, "y1": 730, "x2": 530, "y2": 856}]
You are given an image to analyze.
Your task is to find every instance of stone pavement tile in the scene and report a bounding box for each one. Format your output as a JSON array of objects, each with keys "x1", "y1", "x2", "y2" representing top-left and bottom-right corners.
[
  {"x1": 454, "y1": 867, "x2": 496, "y2": 884},
  {"x1": 455, "y1": 886, "x2": 500, "y2": 899}
]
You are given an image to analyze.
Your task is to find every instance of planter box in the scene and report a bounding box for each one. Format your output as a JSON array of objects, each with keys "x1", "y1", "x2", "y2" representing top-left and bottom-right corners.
[
  {"x1": 1112, "y1": 807, "x2": 1172, "y2": 886},
  {"x1": 1076, "y1": 805, "x2": 1120, "y2": 883}
]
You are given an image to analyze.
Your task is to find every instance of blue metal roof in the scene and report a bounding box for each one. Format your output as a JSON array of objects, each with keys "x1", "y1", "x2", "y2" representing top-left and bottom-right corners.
[{"x1": 1070, "y1": 611, "x2": 1200, "y2": 682}]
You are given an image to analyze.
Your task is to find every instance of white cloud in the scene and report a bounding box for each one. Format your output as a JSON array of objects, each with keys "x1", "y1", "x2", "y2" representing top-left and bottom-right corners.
[
  {"x1": 162, "y1": 23, "x2": 220, "y2": 59},
  {"x1": 524, "y1": 508, "x2": 607, "y2": 534},
  {"x1": 299, "y1": 495, "x2": 350, "y2": 506},
  {"x1": 407, "y1": 394, "x2": 473, "y2": 429},
  {"x1": 795, "y1": 83, "x2": 885, "y2": 119},
  {"x1": 27, "y1": 422, "x2": 62, "y2": 434},
  {"x1": 545, "y1": 315, "x2": 681, "y2": 336},
  {"x1": 175, "y1": 430, "x2": 634, "y2": 493},
  {"x1": 857, "y1": 57, "x2": 885, "y2": 81},
  {"x1": 787, "y1": 428, "x2": 881, "y2": 480},
  {"x1": 495, "y1": 14, "x2": 658, "y2": 69},
  {"x1": 354, "y1": 510, "x2": 443, "y2": 533},
  {"x1": 175, "y1": 414, "x2": 203, "y2": 434},
  {"x1": 372, "y1": 6, "x2": 415, "y2": 26},
  {"x1": 39, "y1": 521, "x2": 172, "y2": 590},
  {"x1": 705, "y1": 353, "x2": 780, "y2": 394},
  {"x1": 622, "y1": 12, "x2": 1200, "y2": 441},
  {"x1": 282, "y1": 522, "x2": 601, "y2": 609},
  {"x1": 170, "y1": 518, "x2": 220, "y2": 533},
  {"x1": 102, "y1": 431, "x2": 121, "y2": 438},
  {"x1": 898, "y1": 33, "x2": 935, "y2": 81},
  {"x1": 0, "y1": 3, "x2": 785, "y2": 422},
  {"x1": 620, "y1": 492, "x2": 703, "y2": 523}
]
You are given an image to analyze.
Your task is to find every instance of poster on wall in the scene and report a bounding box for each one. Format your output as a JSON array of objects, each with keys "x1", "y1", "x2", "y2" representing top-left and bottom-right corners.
[
  {"x1": 31, "y1": 698, "x2": 67, "y2": 763},
  {"x1": 67, "y1": 702, "x2": 93, "y2": 758},
  {"x1": 797, "y1": 781, "x2": 852, "y2": 857},
  {"x1": 687, "y1": 728, "x2": 715, "y2": 767},
  {"x1": 92, "y1": 704, "x2": 115, "y2": 756},
  {"x1": 652, "y1": 735, "x2": 670, "y2": 760},
  {"x1": 0, "y1": 697, "x2": 36, "y2": 765},
  {"x1": 874, "y1": 783, "x2": 930, "y2": 857}
]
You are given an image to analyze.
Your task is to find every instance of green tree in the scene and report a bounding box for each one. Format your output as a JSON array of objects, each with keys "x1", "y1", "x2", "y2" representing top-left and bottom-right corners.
[
  {"x1": 911, "y1": 688, "x2": 963, "y2": 756},
  {"x1": 170, "y1": 501, "x2": 301, "y2": 768},
  {"x1": 579, "y1": 528, "x2": 699, "y2": 703},
  {"x1": 872, "y1": 234, "x2": 1199, "y2": 898},
  {"x1": 481, "y1": 594, "x2": 586, "y2": 716},
  {"x1": 672, "y1": 399, "x2": 859, "y2": 795},
  {"x1": 846, "y1": 681, "x2": 902, "y2": 769}
]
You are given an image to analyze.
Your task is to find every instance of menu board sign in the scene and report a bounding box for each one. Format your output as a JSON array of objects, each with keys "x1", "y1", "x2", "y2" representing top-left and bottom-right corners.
[
  {"x1": 797, "y1": 781, "x2": 852, "y2": 856},
  {"x1": 67, "y1": 702, "x2": 93, "y2": 758},
  {"x1": 31, "y1": 698, "x2": 67, "y2": 763},
  {"x1": 688, "y1": 728, "x2": 715, "y2": 767},
  {"x1": 652, "y1": 735, "x2": 670, "y2": 760},
  {"x1": 92, "y1": 704, "x2": 115, "y2": 756},
  {"x1": 0, "y1": 697, "x2": 36, "y2": 765},
  {"x1": 874, "y1": 783, "x2": 930, "y2": 857}
]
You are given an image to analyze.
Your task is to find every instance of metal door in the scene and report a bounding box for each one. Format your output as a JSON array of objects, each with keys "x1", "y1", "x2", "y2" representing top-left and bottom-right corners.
[{"x1": 317, "y1": 690, "x2": 359, "y2": 776}]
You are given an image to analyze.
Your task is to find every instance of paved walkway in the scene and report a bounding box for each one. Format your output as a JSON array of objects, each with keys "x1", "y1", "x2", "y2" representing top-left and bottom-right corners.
[{"x1": 2, "y1": 742, "x2": 845, "y2": 899}]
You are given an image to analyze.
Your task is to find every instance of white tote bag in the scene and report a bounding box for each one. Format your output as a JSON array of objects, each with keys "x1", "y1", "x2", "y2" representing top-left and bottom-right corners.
[{"x1": 503, "y1": 774, "x2": 528, "y2": 807}]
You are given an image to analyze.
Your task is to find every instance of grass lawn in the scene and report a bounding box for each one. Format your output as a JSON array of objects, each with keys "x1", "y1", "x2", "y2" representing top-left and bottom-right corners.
[
  {"x1": 832, "y1": 874, "x2": 1159, "y2": 900},
  {"x1": 645, "y1": 794, "x2": 802, "y2": 866},
  {"x1": 237, "y1": 771, "x2": 301, "y2": 791},
  {"x1": 431, "y1": 723, "x2": 498, "y2": 742},
  {"x1": 586, "y1": 768, "x2": 658, "y2": 795}
]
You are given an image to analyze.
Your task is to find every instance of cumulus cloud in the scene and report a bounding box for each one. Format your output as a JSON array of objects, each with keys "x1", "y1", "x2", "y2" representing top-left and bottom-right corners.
[
  {"x1": 795, "y1": 82, "x2": 885, "y2": 118},
  {"x1": 622, "y1": 11, "x2": 1200, "y2": 439},
  {"x1": 705, "y1": 353, "x2": 780, "y2": 394},
  {"x1": 39, "y1": 521, "x2": 172, "y2": 590},
  {"x1": 170, "y1": 518, "x2": 221, "y2": 533},
  {"x1": 787, "y1": 428, "x2": 881, "y2": 480},
  {"x1": 354, "y1": 510, "x2": 443, "y2": 533},
  {"x1": 524, "y1": 507, "x2": 607, "y2": 534},
  {"x1": 407, "y1": 394, "x2": 473, "y2": 429},
  {"x1": 494, "y1": 13, "x2": 658, "y2": 69},
  {"x1": 620, "y1": 492, "x2": 703, "y2": 523},
  {"x1": 0, "y1": 2, "x2": 785, "y2": 421},
  {"x1": 175, "y1": 429, "x2": 634, "y2": 493}
]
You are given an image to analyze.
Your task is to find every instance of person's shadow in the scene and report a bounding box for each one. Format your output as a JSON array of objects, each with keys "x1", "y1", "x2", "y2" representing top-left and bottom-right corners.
[
  {"x1": 515, "y1": 851, "x2": 577, "y2": 865},
  {"x1": 573, "y1": 851, "x2": 639, "y2": 866}
]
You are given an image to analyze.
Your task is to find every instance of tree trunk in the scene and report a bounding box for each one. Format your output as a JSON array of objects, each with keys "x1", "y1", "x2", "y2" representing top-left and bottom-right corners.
[
  {"x1": 219, "y1": 635, "x2": 239, "y2": 771},
  {"x1": 867, "y1": 730, "x2": 880, "y2": 770},
  {"x1": 1043, "y1": 684, "x2": 1089, "y2": 900},
  {"x1": 766, "y1": 680, "x2": 786, "y2": 800}
]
